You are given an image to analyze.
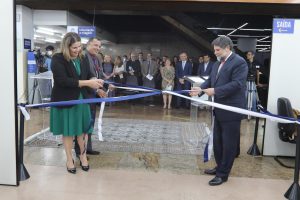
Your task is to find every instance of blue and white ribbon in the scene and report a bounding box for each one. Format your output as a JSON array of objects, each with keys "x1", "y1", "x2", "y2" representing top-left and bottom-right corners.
[{"x1": 18, "y1": 83, "x2": 300, "y2": 162}]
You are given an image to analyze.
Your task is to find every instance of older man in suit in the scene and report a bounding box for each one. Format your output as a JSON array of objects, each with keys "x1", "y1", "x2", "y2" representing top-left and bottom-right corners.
[
  {"x1": 141, "y1": 53, "x2": 158, "y2": 105},
  {"x1": 175, "y1": 52, "x2": 193, "y2": 108},
  {"x1": 191, "y1": 36, "x2": 247, "y2": 186},
  {"x1": 198, "y1": 53, "x2": 214, "y2": 77},
  {"x1": 74, "y1": 37, "x2": 107, "y2": 157}
]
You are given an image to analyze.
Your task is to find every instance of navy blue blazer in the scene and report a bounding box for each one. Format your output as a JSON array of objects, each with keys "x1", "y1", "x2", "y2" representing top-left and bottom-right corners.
[
  {"x1": 201, "y1": 53, "x2": 248, "y2": 121},
  {"x1": 198, "y1": 61, "x2": 214, "y2": 77},
  {"x1": 175, "y1": 61, "x2": 193, "y2": 79}
]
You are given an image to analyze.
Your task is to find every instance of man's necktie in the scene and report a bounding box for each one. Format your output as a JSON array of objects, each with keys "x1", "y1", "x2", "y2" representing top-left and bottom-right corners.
[
  {"x1": 217, "y1": 60, "x2": 225, "y2": 74},
  {"x1": 147, "y1": 61, "x2": 151, "y2": 74}
]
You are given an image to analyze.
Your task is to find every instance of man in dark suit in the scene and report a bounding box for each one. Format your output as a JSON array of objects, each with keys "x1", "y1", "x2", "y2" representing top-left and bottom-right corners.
[
  {"x1": 190, "y1": 36, "x2": 247, "y2": 186},
  {"x1": 198, "y1": 53, "x2": 214, "y2": 77},
  {"x1": 141, "y1": 53, "x2": 158, "y2": 105},
  {"x1": 175, "y1": 52, "x2": 193, "y2": 108},
  {"x1": 74, "y1": 37, "x2": 107, "y2": 156},
  {"x1": 126, "y1": 52, "x2": 142, "y2": 86}
]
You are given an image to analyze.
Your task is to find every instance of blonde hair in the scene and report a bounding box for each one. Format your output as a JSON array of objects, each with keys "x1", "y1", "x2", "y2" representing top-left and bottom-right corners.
[{"x1": 60, "y1": 32, "x2": 82, "y2": 61}]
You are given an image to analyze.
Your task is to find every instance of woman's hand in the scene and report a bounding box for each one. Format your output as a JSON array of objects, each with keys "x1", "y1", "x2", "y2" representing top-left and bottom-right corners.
[
  {"x1": 79, "y1": 79, "x2": 103, "y2": 89},
  {"x1": 88, "y1": 79, "x2": 103, "y2": 89}
]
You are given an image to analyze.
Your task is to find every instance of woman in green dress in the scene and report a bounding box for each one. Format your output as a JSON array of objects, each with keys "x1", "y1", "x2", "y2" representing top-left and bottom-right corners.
[
  {"x1": 50, "y1": 32, "x2": 104, "y2": 174},
  {"x1": 161, "y1": 58, "x2": 175, "y2": 109}
]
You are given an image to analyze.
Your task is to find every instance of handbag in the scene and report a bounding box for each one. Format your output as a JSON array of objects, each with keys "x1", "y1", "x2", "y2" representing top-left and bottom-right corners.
[{"x1": 165, "y1": 84, "x2": 173, "y2": 91}]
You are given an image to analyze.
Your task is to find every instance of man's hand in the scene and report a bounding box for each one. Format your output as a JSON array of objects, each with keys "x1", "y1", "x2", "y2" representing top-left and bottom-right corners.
[
  {"x1": 108, "y1": 84, "x2": 115, "y2": 91},
  {"x1": 203, "y1": 88, "x2": 215, "y2": 96},
  {"x1": 97, "y1": 89, "x2": 107, "y2": 98},
  {"x1": 190, "y1": 87, "x2": 201, "y2": 96},
  {"x1": 179, "y1": 78, "x2": 184, "y2": 84}
]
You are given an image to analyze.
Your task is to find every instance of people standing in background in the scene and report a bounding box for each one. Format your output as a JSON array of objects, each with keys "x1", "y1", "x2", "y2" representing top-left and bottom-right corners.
[
  {"x1": 193, "y1": 55, "x2": 204, "y2": 75},
  {"x1": 245, "y1": 51, "x2": 260, "y2": 112},
  {"x1": 141, "y1": 53, "x2": 158, "y2": 105},
  {"x1": 113, "y1": 56, "x2": 125, "y2": 84},
  {"x1": 126, "y1": 52, "x2": 141, "y2": 86},
  {"x1": 172, "y1": 56, "x2": 178, "y2": 66},
  {"x1": 103, "y1": 55, "x2": 115, "y2": 104},
  {"x1": 122, "y1": 55, "x2": 128, "y2": 67},
  {"x1": 103, "y1": 55, "x2": 114, "y2": 81},
  {"x1": 175, "y1": 52, "x2": 193, "y2": 109},
  {"x1": 198, "y1": 53, "x2": 214, "y2": 77},
  {"x1": 246, "y1": 51, "x2": 260, "y2": 85},
  {"x1": 161, "y1": 58, "x2": 175, "y2": 109},
  {"x1": 155, "y1": 57, "x2": 163, "y2": 90},
  {"x1": 138, "y1": 52, "x2": 144, "y2": 65},
  {"x1": 50, "y1": 32, "x2": 104, "y2": 174},
  {"x1": 44, "y1": 45, "x2": 54, "y2": 71}
]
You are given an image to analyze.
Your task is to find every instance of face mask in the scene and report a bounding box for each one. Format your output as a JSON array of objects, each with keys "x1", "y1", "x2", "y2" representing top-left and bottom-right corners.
[{"x1": 47, "y1": 51, "x2": 53, "y2": 56}]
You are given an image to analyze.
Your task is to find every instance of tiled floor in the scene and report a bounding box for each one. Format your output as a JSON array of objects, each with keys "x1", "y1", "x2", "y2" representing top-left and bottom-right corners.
[
  {"x1": 0, "y1": 165, "x2": 292, "y2": 200},
  {"x1": 10, "y1": 103, "x2": 296, "y2": 199}
]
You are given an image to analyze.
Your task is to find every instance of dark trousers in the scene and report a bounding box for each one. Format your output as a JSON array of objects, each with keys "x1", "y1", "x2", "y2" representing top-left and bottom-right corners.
[
  {"x1": 74, "y1": 103, "x2": 96, "y2": 155},
  {"x1": 176, "y1": 81, "x2": 190, "y2": 108},
  {"x1": 213, "y1": 118, "x2": 241, "y2": 178}
]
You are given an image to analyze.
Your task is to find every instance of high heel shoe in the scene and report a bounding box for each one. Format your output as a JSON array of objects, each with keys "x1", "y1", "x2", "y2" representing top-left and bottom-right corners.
[
  {"x1": 80, "y1": 161, "x2": 90, "y2": 172},
  {"x1": 80, "y1": 139, "x2": 90, "y2": 172},
  {"x1": 66, "y1": 159, "x2": 76, "y2": 174}
]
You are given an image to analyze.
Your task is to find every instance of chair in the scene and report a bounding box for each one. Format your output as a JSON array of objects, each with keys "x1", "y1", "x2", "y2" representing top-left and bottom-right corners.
[
  {"x1": 274, "y1": 97, "x2": 296, "y2": 168},
  {"x1": 277, "y1": 97, "x2": 296, "y2": 143}
]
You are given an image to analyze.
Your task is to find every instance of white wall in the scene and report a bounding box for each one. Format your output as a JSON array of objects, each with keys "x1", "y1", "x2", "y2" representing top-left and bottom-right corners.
[
  {"x1": 33, "y1": 10, "x2": 67, "y2": 25},
  {"x1": 0, "y1": 0, "x2": 17, "y2": 185},
  {"x1": 16, "y1": 5, "x2": 33, "y2": 103},
  {"x1": 263, "y1": 19, "x2": 300, "y2": 156}
]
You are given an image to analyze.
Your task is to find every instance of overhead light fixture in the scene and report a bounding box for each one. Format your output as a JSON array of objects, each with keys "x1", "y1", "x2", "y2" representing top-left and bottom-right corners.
[
  {"x1": 45, "y1": 38, "x2": 58, "y2": 43},
  {"x1": 257, "y1": 48, "x2": 269, "y2": 52},
  {"x1": 241, "y1": 28, "x2": 272, "y2": 32},
  {"x1": 208, "y1": 27, "x2": 272, "y2": 32},
  {"x1": 256, "y1": 44, "x2": 271, "y2": 47},
  {"x1": 257, "y1": 40, "x2": 271, "y2": 43},
  {"x1": 207, "y1": 27, "x2": 235, "y2": 31},
  {"x1": 257, "y1": 36, "x2": 270, "y2": 41},
  {"x1": 227, "y1": 23, "x2": 248, "y2": 36},
  {"x1": 36, "y1": 29, "x2": 54, "y2": 36},
  {"x1": 220, "y1": 34, "x2": 270, "y2": 38}
]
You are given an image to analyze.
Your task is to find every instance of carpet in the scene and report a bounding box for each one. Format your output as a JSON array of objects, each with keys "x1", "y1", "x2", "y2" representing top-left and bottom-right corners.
[{"x1": 25, "y1": 118, "x2": 211, "y2": 155}]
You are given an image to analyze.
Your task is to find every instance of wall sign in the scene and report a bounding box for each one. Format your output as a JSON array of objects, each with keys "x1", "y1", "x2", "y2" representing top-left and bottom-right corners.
[{"x1": 273, "y1": 19, "x2": 295, "y2": 34}]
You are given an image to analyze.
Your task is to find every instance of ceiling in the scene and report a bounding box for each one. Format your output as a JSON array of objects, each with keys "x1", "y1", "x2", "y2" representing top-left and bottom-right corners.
[{"x1": 17, "y1": 0, "x2": 300, "y2": 52}]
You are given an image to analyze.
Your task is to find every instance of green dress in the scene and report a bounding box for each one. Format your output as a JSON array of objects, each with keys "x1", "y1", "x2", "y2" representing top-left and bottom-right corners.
[{"x1": 50, "y1": 58, "x2": 93, "y2": 136}]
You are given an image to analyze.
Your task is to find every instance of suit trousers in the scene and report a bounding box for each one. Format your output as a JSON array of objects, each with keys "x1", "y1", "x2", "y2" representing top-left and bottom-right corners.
[
  {"x1": 213, "y1": 117, "x2": 241, "y2": 178},
  {"x1": 176, "y1": 81, "x2": 190, "y2": 108},
  {"x1": 74, "y1": 103, "x2": 96, "y2": 154}
]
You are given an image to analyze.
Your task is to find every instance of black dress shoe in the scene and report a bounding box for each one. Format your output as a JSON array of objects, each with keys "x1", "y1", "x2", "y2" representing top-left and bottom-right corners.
[
  {"x1": 204, "y1": 168, "x2": 217, "y2": 175},
  {"x1": 86, "y1": 150, "x2": 100, "y2": 155},
  {"x1": 208, "y1": 176, "x2": 228, "y2": 186}
]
